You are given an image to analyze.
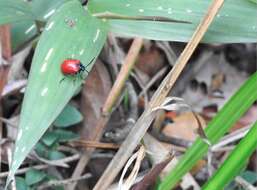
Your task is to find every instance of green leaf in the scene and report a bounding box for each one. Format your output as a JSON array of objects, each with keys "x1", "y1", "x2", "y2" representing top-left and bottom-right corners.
[
  {"x1": 41, "y1": 131, "x2": 59, "y2": 146},
  {"x1": 0, "y1": 0, "x2": 35, "y2": 26},
  {"x1": 48, "y1": 150, "x2": 66, "y2": 160},
  {"x1": 7, "y1": 0, "x2": 108, "y2": 186},
  {"x1": 88, "y1": 0, "x2": 257, "y2": 43},
  {"x1": 240, "y1": 171, "x2": 257, "y2": 184},
  {"x1": 158, "y1": 72, "x2": 257, "y2": 190},
  {"x1": 54, "y1": 104, "x2": 83, "y2": 127},
  {"x1": 25, "y1": 169, "x2": 47, "y2": 186},
  {"x1": 248, "y1": 0, "x2": 257, "y2": 4},
  {"x1": 35, "y1": 142, "x2": 49, "y2": 158},
  {"x1": 52, "y1": 129, "x2": 79, "y2": 142},
  {"x1": 16, "y1": 177, "x2": 30, "y2": 190}
]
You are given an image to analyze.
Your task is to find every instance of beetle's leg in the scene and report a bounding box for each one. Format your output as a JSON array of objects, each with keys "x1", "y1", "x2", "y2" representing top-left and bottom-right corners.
[
  {"x1": 80, "y1": 76, "x2": 85, "y2": 84},
  {"x1": 59, "y1": 77, "x2": 65, "y2": 84},
  {"x1": 79, "y1": 73, "x2": 84, "y2": 80},
  {"x1": 78, "y1": 69, "x2": 86, "y2": 79},
  {"x1": 73, "y1": 77, "x2": 77, "y2": 85}
]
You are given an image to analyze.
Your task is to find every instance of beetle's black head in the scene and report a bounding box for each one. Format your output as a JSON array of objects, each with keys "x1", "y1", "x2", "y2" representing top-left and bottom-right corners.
[{"x1": 79, "y1": 63, "x2": 86, "y2": 72}]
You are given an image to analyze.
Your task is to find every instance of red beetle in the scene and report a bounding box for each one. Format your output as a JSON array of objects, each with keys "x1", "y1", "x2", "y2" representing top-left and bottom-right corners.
[
  {"x1": 61, "y1": 59, "x2": 86, "y2": 75},
  {"x1": 60, "y1": 58, "x2": 94, "y2": 83}
]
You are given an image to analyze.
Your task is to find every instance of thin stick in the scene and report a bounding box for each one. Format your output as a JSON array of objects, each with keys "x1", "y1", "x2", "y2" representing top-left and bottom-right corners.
[
  {"x1": 93, "y1": 0, "x2": 225, "y2": 189},
  {"x1": 211, "y1": 125, "x2": 251, "y2": 151},
  {"x1": 0, "y1": 25, "x2": 12, "y2": 60},
  {"x1": 37, "y1": 173, "x2": 92, "y2": 190},
  {"x1": 0, "y1": 117, "x2": 17, "y2": 128},
  {"x1": 67, "y1": 38, "x2": 143, "y2": 190},
  {"x1": 0, "y1": 154, "x2": 80, "y2": 178},
  {"x1": 102, "y1": 38, "x2": 143, "y2": 114},
  {"x1": 139, "y1": 66, "x2": 168, "y2": 98},
  {"x1": 0, "y1": 25, "x2": 12, "y2": 96},
  {"x1": 0, "y1": 164, "x2": 48, "y2": 178},
  {"x1": 71, "y1": 140, "x2": 120, "y2": 149},
  {"x1": 0, "y1": 25, "x2": 12, "y2": 174},
  {"x1": 235, "y1": 176, "x2": 256, "y2": 190}
]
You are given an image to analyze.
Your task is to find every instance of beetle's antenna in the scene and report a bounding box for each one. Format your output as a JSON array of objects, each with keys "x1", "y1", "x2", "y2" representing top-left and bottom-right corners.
[
  {"x1": 85, "y1": 57, "x2": 95, "y2": 67},
  {"x1": 84, "y1": 57, "x2": 95, "y2": 72}
]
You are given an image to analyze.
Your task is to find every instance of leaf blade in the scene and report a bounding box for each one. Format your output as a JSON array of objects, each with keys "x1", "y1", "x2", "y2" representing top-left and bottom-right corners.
[
  {"x1": 88, "y1": 0, "x2": 257, "y2": 43},
  {"x1": 7, "y1": 0, "x2": 108, "y2": 186}
]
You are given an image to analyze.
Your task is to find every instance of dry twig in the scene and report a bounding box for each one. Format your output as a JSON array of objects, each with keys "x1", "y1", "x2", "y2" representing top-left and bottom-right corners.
[
  {"x1": 37, "y1": 173, "x2": 92, "y2": 190},
  {"x1": 0, "y1": 154, "x2": 80, "y2": 178},
  {"x1": 70, "y1": 140, "x2": 120, "y2": 149},
  {"x1": 93, "y1": 1, "x2": 225, "y2": 189},
  {"x1": 138, "y1": 66, "x2": 168, "y2": 98},
  {"x1": 67, "y1": 38, "x2": 143, "y2": 190},
  {"x1": 235, "y1": 176, "x2": 256, "y2": 190}
]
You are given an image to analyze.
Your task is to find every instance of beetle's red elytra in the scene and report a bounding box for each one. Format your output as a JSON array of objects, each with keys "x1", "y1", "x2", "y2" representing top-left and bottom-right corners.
[{"x1": 61, "y1": 59, "x2": 85, "y2": 75}]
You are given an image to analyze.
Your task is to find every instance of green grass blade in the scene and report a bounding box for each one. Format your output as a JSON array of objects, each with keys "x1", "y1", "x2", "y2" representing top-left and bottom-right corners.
[
  {"x1": 108, "y1": 21, "x2": 195, "y2": 42},
  {"x1": 203, "y1": 121, "x2": 257, "y2": 190},
  {"x1": 158, "y1": 71, "x2": 257, "y2": 190},
  {"x1": 6, "y1": 0, "x2": 108, "y2": 187},
  {"x1": 0, "y1": 0, "x2": 35, "y2": 25},
  {"x1": 88, "y1": 0, "x2": 257, "y2": 43}
]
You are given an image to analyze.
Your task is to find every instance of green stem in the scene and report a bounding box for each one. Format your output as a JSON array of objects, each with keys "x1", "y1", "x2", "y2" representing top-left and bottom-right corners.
[{"x1": 203, "y1": 121, "x2": 257, "y2": 189}]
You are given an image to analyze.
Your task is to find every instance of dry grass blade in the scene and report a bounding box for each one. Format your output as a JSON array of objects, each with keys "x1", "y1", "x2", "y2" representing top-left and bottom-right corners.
[
  {"x1": 131, "y1": 155, "x2": 174, "y2": 190},
  {"x1": 143, "y1": 134, "x2": 200, "y2": 189},
  {"x1": 93, "y1": 0, "x2": 225, "y2": 189},
  {"x1": 118, "y1": 146, "x2": 146, "y2": 190},
  {"x1": 37, "y1": 173, "x2": 92, "y2": 190}
]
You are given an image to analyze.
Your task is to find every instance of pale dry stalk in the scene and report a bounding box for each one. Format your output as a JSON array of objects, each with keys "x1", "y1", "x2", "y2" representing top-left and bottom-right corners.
[{"x1": 93, "y1": 0, "x2": 225, "y2": 189}]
